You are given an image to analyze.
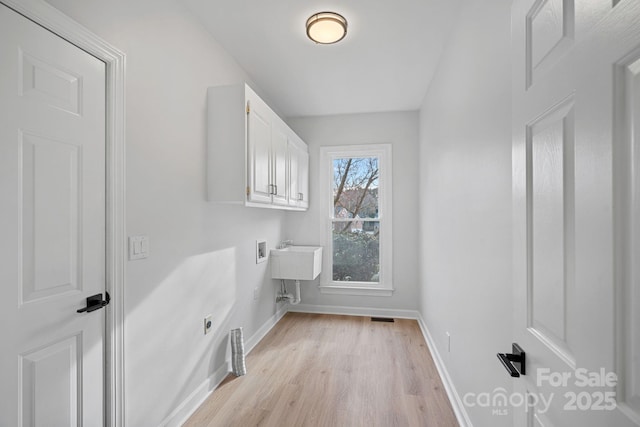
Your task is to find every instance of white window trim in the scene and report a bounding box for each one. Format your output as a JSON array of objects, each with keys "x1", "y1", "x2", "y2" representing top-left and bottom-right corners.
[{"x1": 319, "y1": 144, "x2": 393, "y2": 296}]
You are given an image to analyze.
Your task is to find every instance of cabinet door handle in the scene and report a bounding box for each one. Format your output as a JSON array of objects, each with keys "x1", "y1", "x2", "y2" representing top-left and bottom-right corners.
[
  {"x1": 298, "y1": 192, "x2": 303, "y2": 201},
  {"x1": 274, "y1": 184, "x2": 278, "y2": 195}
]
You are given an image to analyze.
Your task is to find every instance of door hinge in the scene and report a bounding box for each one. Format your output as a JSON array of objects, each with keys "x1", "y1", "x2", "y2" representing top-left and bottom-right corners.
[
  {"x1": 246, "y1": 186, "x2": 250, "y2": 196},
  {"x1": 246, "y1": 101, "x2": 250, "y2": 114}
]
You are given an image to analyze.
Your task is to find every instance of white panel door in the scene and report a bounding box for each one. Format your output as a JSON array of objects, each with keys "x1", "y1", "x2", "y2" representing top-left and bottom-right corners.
[
  {"x1": 512, "y1": 0, "x2": 640, "y2": 425},
  {"x1": 0, "y1": 4, "x2": 106, "y2": 426}
]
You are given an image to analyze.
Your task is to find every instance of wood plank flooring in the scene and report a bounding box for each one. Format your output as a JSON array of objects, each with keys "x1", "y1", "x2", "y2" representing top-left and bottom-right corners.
[{"x1": 184, "y1": 313, "x2": 458, "y2": 427}]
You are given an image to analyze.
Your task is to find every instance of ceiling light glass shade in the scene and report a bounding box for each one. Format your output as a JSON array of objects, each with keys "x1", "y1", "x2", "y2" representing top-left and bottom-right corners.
[{"x1": 306, "y1": 12, "x2": 347, "y2": 44}]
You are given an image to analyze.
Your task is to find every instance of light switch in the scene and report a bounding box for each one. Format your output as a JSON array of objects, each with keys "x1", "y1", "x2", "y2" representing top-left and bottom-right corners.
[{"x1": 129, "y1": 235, "x2": 149, "y2": 260}]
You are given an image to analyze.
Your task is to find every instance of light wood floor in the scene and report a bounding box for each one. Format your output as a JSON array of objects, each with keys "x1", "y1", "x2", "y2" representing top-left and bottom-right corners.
[{"x1": 184, "y1": 313, "x2": 458, "y2": 427}]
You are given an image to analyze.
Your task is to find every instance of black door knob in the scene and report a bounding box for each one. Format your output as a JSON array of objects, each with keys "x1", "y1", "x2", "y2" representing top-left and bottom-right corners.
[
  {"x1": 497, "y1": 343, "x2": 526, "y2": 377},
  {"x1": 77, "y1": 292, "x2": 110, "y2": 313}
]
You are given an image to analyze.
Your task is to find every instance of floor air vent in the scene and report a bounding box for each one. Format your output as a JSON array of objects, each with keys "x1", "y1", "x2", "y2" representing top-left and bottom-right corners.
[{"x1": 371, "y1": 317, "x2": 395, "y2": 322}]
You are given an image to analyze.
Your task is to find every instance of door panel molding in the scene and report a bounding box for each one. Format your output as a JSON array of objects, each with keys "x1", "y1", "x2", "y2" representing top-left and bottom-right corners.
[
  {"x1": 525, "y1": 94, "x2": 576, "y2": 369},
  {"x1": 19, "y1": 48, "x2": 83, "y2": 115},
  {"x1": 19, "y1": 130, "x2": 82, "y2": 305},
  {"x1": 0, "y1": 1, "x2": 126, "y2": 426},
  {"x1": 614, "y1": 46, "x2": 640, "y2": 425},
  {"x1": 525, "y1": 0, "x2": 574, "y2": 88},
  {"x1": 19, "y1": 333, "x2": 81, "y2": 426}
]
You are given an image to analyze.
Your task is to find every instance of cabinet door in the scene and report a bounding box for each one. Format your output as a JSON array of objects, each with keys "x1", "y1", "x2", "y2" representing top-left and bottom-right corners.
[
  {"x1": 288, "y1": 141, "x2": 299, "y2": 207},
  {"x1": 247, "y1": 99, "x2": 272, "y2": 204},
  {"x1": 298, "y1": 149, "x2": 309, "y2": 209},
  {"x1": 271, "y1": 125, "x2": 288, "y2": 205}
]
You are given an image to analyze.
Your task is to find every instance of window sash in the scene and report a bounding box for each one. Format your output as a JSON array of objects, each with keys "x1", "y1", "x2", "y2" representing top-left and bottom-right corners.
[
  {"x1": 332, "y1": 155, "x2": 382, "y2": 220},
  {"x1": 331, "y1": 219, "x2": 382, "y2": 284}
]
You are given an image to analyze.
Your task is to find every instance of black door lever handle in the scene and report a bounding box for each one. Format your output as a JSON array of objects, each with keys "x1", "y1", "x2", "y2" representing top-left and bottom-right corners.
[
  {"x1": 77, "y1": 292, "x2": 110, "y2": 313},
  {"x1": 497, "y1": 343, "x2": 526, "y2": 377}
]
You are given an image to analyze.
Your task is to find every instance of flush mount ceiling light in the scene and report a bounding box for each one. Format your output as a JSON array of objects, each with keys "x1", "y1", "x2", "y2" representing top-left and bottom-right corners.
[{"x1": 306, "y1": 12, "x2": 347, "y2": 44}]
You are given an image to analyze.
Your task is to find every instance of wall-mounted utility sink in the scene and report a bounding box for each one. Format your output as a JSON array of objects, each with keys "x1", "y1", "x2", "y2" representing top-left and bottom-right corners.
[{"x1": 271, "y1": 246, "x2": 322, "y2": 280}]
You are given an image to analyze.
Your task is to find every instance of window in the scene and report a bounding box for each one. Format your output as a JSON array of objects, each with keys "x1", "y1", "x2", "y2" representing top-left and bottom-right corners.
[{"x1": 319, "y1": 144, "x2": 393, "y2": 296}]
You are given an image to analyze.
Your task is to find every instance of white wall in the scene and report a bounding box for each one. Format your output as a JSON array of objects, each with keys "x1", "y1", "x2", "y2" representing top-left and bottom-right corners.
[
  {"x1": 286, "y1": 111, "x2": 420, "y2": 313},
  {"x1": 43, "y1": 0, "x2": 288, "y2": 425},
  {"x1": 418, "y1": 0, "x2": 513, "y2": 425}
]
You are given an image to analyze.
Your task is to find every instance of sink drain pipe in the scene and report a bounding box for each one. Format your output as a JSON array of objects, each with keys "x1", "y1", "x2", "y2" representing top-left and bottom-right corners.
[
  {"x1": 276, "y1": 279, "x2": 301, "y2": 305},
  {"x1": 291, "y1": 280, "x2": 301, "y2": 305}
]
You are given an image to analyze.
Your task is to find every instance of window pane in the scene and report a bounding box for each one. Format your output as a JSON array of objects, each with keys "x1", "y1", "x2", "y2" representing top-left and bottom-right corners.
[
  {"x1": 333, "y1": 157, "x2": 379, "y2": 219},
  {"x1": 332, "y1": 225, "x2": 379, "y2": 282}
]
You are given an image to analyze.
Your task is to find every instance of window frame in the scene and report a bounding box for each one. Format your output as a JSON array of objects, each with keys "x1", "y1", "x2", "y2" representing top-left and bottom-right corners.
[{"x1": 319, "y1": 144, "x2": 393, "y2": 296}]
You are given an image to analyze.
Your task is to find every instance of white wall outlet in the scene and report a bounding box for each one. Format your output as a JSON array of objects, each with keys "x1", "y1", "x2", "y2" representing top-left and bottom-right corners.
[
  {"x1": 204, "y1": 315, "x2": 213, "y2": 335},
  {"x1": 256, "y1": 240, "x2": 267, "y2": 264},
  {"x1": 446, "y1": 332, "x2": 451, "y2": 352},
  {"x1": 253, "y1": 287, "x2": 260, "y2": 300}
]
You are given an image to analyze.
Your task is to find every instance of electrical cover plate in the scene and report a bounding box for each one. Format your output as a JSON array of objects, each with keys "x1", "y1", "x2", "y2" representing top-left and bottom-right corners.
[{"x1": 204, "y1": 315, "x2": 213, "y2": 335}]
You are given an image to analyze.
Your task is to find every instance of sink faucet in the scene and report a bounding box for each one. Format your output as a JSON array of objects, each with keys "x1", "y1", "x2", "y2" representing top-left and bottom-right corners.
[{"x1": 278, "y1": 240, "x2": 293, "y2": 249}]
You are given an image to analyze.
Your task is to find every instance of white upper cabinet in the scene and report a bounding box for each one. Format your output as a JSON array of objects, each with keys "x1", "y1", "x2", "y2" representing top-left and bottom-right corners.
[{"x1": 207, "y1": 83, "x2": 309, "y2": 210}]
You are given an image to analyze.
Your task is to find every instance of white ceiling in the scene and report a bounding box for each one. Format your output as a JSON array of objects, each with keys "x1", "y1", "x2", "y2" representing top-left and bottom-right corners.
[{"x1": 180, "y1": 0, "x2": 463, "y2": 118}]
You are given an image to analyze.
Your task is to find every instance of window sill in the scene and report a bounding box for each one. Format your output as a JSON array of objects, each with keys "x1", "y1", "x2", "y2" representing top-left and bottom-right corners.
[{"x1": 319, "y1": 285, "x2": 394, "y2": 297}]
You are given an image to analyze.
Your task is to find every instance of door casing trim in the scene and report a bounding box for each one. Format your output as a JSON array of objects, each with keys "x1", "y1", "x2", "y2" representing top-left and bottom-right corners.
[{"x1": 0, "y1": 1, "x2": 126, "y2": 426}]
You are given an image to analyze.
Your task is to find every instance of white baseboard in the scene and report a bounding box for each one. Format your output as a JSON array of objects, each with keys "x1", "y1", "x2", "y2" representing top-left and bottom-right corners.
[
  {"x1": 287, "y1": 303, "x2": 420, "y2": 320},
  {"x1": 159, "y1": 362, "x2": 229, "y2": 427},
  {"x1": 416, "y1": 315, "x2": 473, "y2": 427},
  {"x1": 244, "y1": 304, "x2": 288, "y2": 354},
  {"x1": 162, "y1": 305, "x2": 288, "y2": 427}
]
